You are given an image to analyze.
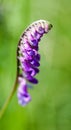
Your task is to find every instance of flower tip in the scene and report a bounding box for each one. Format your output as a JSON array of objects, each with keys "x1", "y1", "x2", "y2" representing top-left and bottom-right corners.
[{"x1": 48, "y1": 23, "x2": 53, "y2": 30}]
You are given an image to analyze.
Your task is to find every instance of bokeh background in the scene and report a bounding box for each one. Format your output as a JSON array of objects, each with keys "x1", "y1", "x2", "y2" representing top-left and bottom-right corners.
[{"x1": 0, "y1": 0, "x2": 71, "y2": 129}]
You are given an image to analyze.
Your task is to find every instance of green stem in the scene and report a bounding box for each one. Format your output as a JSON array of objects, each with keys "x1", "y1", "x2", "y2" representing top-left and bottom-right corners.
[
  {"x1": 0, "y1": 46, "x2": 19, "y2": 119},
  {"x1": 0, "y1": 71, "x2": 18, "y2": 119}
]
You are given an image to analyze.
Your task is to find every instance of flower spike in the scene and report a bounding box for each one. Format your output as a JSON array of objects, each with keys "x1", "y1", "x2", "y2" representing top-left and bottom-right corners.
[{"x1": 17, "y1": 20, "x2": 53, "y2": 106}]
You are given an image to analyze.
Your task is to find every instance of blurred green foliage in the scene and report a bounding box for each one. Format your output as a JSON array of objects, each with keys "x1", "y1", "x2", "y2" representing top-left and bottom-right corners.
[{"x1": 0, "y1": 0, "x2": 71, "y2": 129}]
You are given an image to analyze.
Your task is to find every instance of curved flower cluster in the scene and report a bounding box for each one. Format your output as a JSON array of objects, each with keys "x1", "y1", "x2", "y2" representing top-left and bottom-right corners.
[{"x1": 17, "y1": 20, "x2": 52, "y2": 106}]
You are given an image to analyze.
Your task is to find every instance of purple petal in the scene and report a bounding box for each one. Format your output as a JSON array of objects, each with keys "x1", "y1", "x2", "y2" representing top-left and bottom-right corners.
[
  {"x1": 26, "y1": 75, "x2": 38, "y2": 84},
  {"x1": 24, "y1": 42, "x2": 32, "y2": 51},
  {"x1": 17, "y1": 81, "x2": 31, "y2": 106},
  {"x1": 26, "y1": 49, "x2": 35, "y2": 56},
  {"x1": 34, "y1": 31, "x2": 41, "y2": 40},
  {"x1": 38, "y1": 27, "x2": 45, "y2": 34},
  {"x1": 33, "y1": 67, "x2": 39, "y2": 73},
  {"x1": 23, "y1": 67, "x2": 39, "y2": 77},
  {"x1": 17, "y1": 92, "x2": 31, "y2": 106},
  {"x1": 21, "y1": 60, "x2": 31, "y2": 71},
  {"x1": 31, "y1": 27, "x2": 41, "y2": 41},
  {"x1": 30, "y1": 59, "x2": 40, "y2": 67},
  {"x1": 35, "y1": 53, "x2": 40, "y2": 61},
  {"x1": 29, "y1": 39, "x2": 38, "y2": 47},
  {"x1": 21, "y1": 49, "x2": 36, "y2": 61}
]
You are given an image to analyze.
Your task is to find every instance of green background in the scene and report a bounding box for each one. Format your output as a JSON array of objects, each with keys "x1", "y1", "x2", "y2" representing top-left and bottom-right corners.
[{"x1": 0, "y1": 0, "x2": 71, "y2": 129}]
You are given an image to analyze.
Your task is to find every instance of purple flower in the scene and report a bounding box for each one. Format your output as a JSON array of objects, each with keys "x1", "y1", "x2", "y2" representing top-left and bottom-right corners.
[{"x1": 17, "y1": 20, "x2": 52, "y2": 106}]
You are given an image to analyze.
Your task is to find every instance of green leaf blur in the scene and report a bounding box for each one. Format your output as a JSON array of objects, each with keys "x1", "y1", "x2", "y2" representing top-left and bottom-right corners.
[{"x1": 0, "y1": 0, "x2": 71, "y2": 129}]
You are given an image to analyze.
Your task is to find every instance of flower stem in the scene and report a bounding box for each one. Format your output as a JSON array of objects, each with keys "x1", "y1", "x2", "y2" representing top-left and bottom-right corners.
[
  {"x1": 0, "y1": 47, "x2": 19, "y2": 119},
  {"x1": 0, "y1": 71, "x2": 18, "y2": 119}
]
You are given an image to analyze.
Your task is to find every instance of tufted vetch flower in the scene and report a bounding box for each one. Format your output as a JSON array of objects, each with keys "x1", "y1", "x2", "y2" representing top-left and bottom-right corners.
[{"x1": 17, "y1": 20, "x2": 53, "y2": 106}]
